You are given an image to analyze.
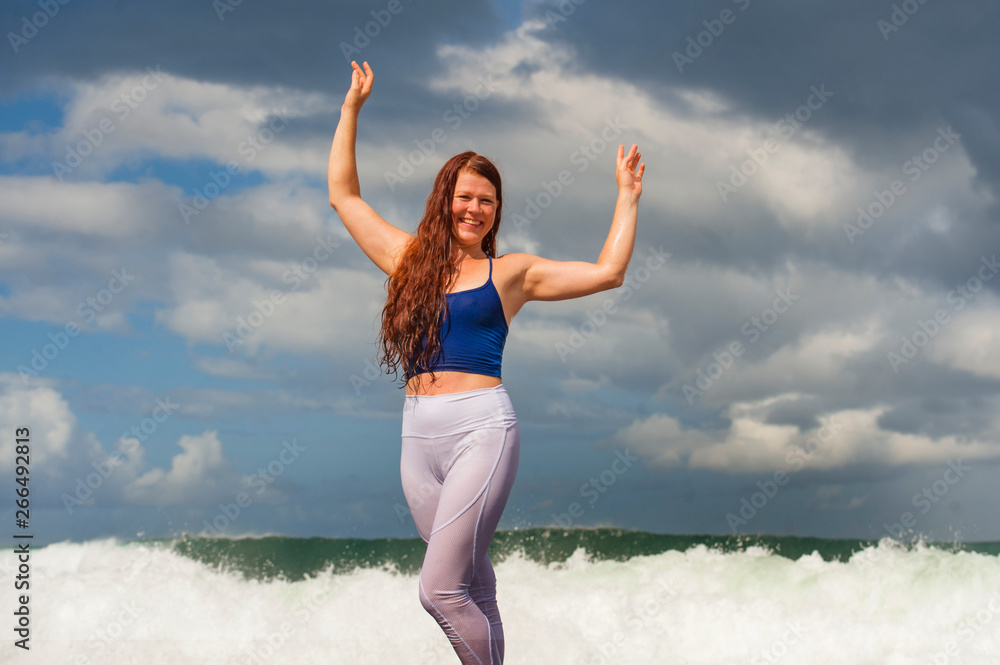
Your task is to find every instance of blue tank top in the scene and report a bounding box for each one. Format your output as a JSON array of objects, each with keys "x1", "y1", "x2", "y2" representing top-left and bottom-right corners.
[{"x1": 405, "y1": 255, "x2": 509, "y2": 379}]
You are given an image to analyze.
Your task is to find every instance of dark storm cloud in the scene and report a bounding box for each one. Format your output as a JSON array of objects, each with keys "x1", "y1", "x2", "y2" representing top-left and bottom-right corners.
[
  {"x1": 523, "y1": 0, "x2": 1000, "y2": 284},
  {"x1": 527, "y1": 0, "x2": 996, "y2": 161},
  {"x1": 1, "y1": 0, "x2": 504, "y2": 100},
  {"x1": 877, "y1": 394, "x2": 1000, "y2": 439}
]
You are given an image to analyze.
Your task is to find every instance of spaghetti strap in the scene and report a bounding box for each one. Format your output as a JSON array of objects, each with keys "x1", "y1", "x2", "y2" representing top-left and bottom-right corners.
[{"x1": 488, "y1": 255, "x2": 492, "y2": 281}]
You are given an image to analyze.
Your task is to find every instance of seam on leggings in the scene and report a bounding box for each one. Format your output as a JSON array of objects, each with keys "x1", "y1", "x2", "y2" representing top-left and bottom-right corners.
[
  {"x1": 431, "y1": 436, "x2": 444, "y2": 484},
  {"x1": 430, "y1": 426, "x2": 510, "y2": 536},
  {"x1": 473, "y1": 422, "x2": 513, "y2": 578},
  {"x1": 419, "y1": 576, "x2": 487, "y2": 665},
  {"x1": 472, "y1": 472, "x2": 488, "y2": 576}
]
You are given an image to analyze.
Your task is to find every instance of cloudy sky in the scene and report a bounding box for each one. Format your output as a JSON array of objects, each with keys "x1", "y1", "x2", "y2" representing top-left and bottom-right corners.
[{"x1": 1, "y1": 0, "x2": 999, "y2": 544}]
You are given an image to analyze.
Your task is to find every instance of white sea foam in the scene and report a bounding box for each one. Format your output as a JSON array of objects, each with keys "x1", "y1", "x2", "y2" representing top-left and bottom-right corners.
[{"x1": 13, "y1": 537, "x2": 1000, "y2": 664}]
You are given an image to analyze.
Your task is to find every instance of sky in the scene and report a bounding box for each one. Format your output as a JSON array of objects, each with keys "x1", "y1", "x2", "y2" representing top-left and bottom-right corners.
[{"x1": 1, "y1": 0, "x2": 999, "y2": 545}]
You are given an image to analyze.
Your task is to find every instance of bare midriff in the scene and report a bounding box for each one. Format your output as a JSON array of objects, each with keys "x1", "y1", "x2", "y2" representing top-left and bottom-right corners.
[{"x1": 405, "y1": 371, "x2": 502, "y2": 396}]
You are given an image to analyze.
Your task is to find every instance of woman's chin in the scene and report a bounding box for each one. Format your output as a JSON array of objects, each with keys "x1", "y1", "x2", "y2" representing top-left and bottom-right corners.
[{"x1": 454, "y1": 230, "x2": 483, "y2": 244}]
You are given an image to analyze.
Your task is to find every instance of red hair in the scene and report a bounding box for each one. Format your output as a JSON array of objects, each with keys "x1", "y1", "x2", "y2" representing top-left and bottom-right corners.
[{"x1": 377, "y1": 151, "x2": 503, "y2": 384}]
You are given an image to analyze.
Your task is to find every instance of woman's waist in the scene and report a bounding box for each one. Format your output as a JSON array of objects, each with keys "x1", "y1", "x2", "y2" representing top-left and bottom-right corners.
[
  {"x1": 405, "y1": 370, "x2": 501, "y2": 396},
  {"x1": 402, "y1": 381, "x2": 517, "y2": 436}
]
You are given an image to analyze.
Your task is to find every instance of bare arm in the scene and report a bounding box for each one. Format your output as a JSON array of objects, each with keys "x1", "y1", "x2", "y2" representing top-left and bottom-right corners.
[
  {"x1": 328, "y1": 61, "x2": 413, "y2": 275},
  {"x1": 520, "y1": 144, "x2": 645, "y2": 301}
]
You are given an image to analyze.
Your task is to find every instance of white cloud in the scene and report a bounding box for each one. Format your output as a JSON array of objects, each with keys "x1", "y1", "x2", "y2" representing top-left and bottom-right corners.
[
  {"x1": 417, "y1": 16, "x2": 997, "y2": 257},
  {"x1": 0, "y1": 374, "x2": 287, "y2": 509},
  {"x1": 612, "y1": 394, "x2": 1000, "y2": 473},
  {"x1": 928, "y1": 305, "x2": 1000, "y2": 380},
  {"x1": 123, "y1": 430, "x2": 244, "y2": 506},
  {"x1": 716, "y1": 324, "x2": 882, "y2": 400},
  {"x1": 0, "y1": 176, "x2": 165, "y2": 238},
  {"x1": 0, "y1": 68, "x2": 334, "y2": 179},
  {"x1": 424, "y1": 21, "x2": 875, "y2": 229},
  {"x1": 0, "y1": 172, "x2": 380, "y2": 348},
  {"x1": 193, "y1": 355, "x2": 278, "y2": 381},
  {"x1": 154, "y1": 249, "x2": 386, "y2": 356},
  {"x1": 0, "y1": 373, "x2": 95, "y2": 477}
]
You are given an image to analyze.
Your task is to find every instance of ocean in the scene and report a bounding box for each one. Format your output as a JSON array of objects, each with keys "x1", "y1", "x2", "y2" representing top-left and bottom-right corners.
[{"x1": 13, "y1": 528, "x2": 1000, "y2": 664}]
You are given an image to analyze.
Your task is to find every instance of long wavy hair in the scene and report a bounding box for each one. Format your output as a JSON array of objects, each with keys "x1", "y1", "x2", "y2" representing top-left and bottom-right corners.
[{"x1": 377, "y1": 151, "x2": 503, "y2": 384}]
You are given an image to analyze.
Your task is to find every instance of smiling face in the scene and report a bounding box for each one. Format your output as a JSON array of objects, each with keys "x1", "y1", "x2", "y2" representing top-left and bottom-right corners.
[{"x1": 451, "y1": 169, "x2": 497, "y2": 252}]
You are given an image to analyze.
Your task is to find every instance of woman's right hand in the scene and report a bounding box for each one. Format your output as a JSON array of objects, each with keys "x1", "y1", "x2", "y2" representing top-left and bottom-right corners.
[{"x1": 343, "y1": 60, "x2": 374, "y2": 112}]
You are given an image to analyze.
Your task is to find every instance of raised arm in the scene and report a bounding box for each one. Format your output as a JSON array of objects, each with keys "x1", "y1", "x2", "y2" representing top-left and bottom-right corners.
[
  {"x1": 328, "y1": 61, "x2": 414, "y2": 275},
  {"x1": 518, "y1": 143, "x2": 645, "y2": 301}
]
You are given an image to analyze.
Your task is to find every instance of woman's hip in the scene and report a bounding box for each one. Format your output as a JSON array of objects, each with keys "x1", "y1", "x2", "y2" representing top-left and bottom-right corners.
[{"x1": 402, "y1": 384, "x2": 517, "y2": 438}]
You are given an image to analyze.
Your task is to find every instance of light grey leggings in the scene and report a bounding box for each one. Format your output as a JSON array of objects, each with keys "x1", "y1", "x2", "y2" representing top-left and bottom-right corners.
[{"x1": 400, "y1": 384, "x2": 520, "y2": 665}]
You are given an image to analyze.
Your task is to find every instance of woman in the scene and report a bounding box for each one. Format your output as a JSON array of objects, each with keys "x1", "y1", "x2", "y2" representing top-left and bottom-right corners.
[{"x1": 328, "y1": 60, "x2": 644, "y2": 665}]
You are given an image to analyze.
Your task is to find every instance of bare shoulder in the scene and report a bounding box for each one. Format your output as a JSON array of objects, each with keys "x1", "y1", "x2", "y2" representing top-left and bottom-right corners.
[
  {"x1": 492, "y1": 253, "x2": 536, "y2": 321},
  {"x1": 494, "y1": 252, "x2": 541, "y2": 271},
  {"x1": 492, "y1": 252, "x2": 534, "y2": 285}
]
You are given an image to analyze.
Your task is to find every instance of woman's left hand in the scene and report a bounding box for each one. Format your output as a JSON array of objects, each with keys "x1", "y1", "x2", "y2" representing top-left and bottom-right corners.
[{"x1": 616, "y1": 143, "x2": 644, "y2": 198}]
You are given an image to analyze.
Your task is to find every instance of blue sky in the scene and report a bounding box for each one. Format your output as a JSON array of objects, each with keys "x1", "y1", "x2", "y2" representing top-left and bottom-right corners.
[{"x1": 2, "y1": 0, "x2": 1000, "y2": 545}]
